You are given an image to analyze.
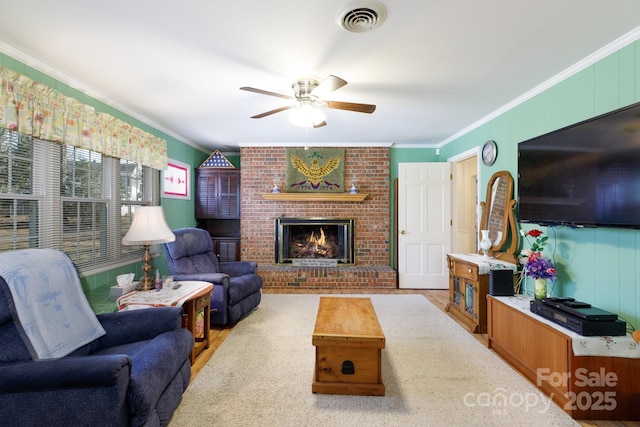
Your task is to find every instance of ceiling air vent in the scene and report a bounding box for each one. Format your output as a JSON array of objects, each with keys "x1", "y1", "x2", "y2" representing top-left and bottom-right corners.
[{"x1": 337, "y1": 0, "x2": 387, "y2": 33}]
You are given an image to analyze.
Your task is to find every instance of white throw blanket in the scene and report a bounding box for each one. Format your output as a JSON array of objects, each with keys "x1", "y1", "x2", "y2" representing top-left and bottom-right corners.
[{"x1": 0, "y1": 249, "x2": 105, "y2": 359}]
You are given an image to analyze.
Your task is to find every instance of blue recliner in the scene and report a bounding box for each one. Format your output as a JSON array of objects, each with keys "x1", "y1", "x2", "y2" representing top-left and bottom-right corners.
[
  {"x1": 0, "y1": 249, "x2": 194, "y2": 427},
  {"x1": 163, "y1": 227, "x2": 263, "y2": 326}
]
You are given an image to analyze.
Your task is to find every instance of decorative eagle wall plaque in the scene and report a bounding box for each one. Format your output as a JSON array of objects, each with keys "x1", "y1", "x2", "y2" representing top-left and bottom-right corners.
[{"x1": 285, "y1": 148, "x2": 344, "y2": 193}]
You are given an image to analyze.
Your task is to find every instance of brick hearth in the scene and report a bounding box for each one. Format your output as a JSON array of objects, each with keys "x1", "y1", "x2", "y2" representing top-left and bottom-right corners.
[
  {"x1": 258, "y1": 265, "x2": 396, "y2": 290},
  {"x1": 240, "y1": 146, "x2": 397, "y2": 290}
]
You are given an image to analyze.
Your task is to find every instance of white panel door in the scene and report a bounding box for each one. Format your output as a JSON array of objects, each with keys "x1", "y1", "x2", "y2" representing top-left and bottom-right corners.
[{"x1": 398, "y1": 162, "x2": 451, "y2": 289}]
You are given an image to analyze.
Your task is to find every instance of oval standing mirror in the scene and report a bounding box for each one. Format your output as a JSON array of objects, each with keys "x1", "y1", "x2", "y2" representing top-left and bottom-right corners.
[{"x1": 479, "y1": 170, "x2": 518, "y2": 263}]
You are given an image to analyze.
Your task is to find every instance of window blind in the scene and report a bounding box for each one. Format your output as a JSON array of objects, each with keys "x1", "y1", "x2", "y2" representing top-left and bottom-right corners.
[{"x1": 0, "y1": 128, "x2": 157, "y2": 275}]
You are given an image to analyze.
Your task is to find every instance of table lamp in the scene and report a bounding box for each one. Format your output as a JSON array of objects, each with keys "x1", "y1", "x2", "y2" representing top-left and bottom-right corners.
[{"x1": 122, "y1": 206, "x2": 175, "y2": 291}]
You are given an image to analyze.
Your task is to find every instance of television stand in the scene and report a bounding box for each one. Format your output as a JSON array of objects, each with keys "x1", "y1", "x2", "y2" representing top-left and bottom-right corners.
[{"x1": 487, "y1": 295, "x2": 640, "y2": 420}]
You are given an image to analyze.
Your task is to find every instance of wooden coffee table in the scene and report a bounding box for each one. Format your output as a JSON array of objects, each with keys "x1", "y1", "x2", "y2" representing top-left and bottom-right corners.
[{"x1": 312, "y1": 297, "x2": 385, "y2": 396}]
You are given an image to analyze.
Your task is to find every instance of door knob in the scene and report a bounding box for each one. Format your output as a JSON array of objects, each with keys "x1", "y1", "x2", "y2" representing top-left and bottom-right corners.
[{"x1": 400, "y1": 230, "x2": 406, "y2": 234}]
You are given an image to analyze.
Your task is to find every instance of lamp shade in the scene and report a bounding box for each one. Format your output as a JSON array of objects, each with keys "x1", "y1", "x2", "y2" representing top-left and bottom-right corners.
[
  {"x1": 290, "y1": 102, "x2": 326, "y2": 127},
  {"x1": 122, "y1": 206, "x2": 176, "y2": 245}
]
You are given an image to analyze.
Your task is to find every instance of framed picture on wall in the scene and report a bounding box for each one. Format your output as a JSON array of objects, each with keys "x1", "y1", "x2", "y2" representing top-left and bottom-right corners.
[
  {"x1": 162, "y1": 159, "x2": 191, "y2": 199},
  {"x1": 285, "y1": 147, "x2": 344, "y2": 193}
]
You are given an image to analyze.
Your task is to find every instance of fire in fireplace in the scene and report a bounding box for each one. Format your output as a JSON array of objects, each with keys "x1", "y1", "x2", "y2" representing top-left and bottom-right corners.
[{"x1": 275, "y1": 218, "x2": 355, "y2": 264}]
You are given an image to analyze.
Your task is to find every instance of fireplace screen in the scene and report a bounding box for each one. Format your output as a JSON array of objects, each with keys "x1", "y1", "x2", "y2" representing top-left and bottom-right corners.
[{"x1": 275, "y1": 218, "x2": 354, "y2": 264}]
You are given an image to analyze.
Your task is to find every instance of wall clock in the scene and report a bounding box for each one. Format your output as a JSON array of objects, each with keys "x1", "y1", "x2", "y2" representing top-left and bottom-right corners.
[{"x1": 482, "y1": 140, "x2": 498, "y2": 166}]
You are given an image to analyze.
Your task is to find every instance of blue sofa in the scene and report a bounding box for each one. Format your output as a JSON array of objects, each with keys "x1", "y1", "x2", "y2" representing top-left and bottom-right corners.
[
  {"x1": 163, "y1": 227, "x2": 263, "y2": 326},
  {"x1": 0, "y1": 249, "x2": 194, "y2": 427}
]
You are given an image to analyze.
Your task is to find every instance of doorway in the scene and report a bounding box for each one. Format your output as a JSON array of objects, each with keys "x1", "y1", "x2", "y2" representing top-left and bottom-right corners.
[
  {"x1": 397, "y1": 162, "x2": 451, "y2": 289},
  {"x1": 396, "y1": 151, "x2": 479, "y2": 289},
  {"x1": 450, "y1": 153, "x2": 479, "y2": 254}
]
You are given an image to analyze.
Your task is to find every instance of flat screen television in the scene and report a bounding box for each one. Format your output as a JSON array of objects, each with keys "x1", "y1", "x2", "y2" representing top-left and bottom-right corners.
[{"x1": 517, "y1": 101, "x2": 640, "y2": 229}]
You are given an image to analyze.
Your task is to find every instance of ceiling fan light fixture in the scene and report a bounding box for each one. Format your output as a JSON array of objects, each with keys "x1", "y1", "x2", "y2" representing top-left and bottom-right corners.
[
  {"x1": 292, "y1": 77, "x2": 320, "y2": 99},
  {"x1": 337, "y1": 0, "x2": 387, "y2": 33},
  {"x1": 290, "y1": 102, "x2": 326, "y2": 128},
  {"x1": 241, "y1": 74, "x2": 375, "y2": 124}
]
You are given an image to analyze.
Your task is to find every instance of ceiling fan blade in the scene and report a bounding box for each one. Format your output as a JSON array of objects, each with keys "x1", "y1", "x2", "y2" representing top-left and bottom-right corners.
[
  {"x1": 240, "y1": 87, "x2": 293, "y2": 100},
  {"x1": 311, "y1": 75, "x2": 348, "y2": 98},
  {"x1": 250, "y1": 105, "x2": 294, "y2": 119},
  {"x1": 324, "y1": 100, "x2": 376, "y2": 114}
]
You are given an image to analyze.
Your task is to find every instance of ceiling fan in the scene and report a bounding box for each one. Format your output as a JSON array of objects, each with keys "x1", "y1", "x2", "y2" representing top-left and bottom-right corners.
[{"x1": 240, "y1": 75, "x2": 376, "y2": 128}]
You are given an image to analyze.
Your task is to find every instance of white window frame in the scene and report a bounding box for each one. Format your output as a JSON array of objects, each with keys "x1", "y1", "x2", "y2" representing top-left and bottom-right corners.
[{"x1": 0, "y1": 130, "x2": 159, "y2": 276}]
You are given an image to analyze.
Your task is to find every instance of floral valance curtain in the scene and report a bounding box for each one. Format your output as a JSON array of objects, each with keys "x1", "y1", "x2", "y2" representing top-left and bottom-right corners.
[{"x1": 0, "y1": 66, "x2": 167, "y2": 170}]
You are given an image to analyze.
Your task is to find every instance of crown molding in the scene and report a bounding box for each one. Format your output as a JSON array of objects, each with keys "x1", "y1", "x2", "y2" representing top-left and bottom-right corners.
[
  {"x1": 391, "y1": 142, "x2": 439, "y2": 149},
  {"x1": 438, "y1": 25, "x2": 640, "y2": 148},
  {"x1": 239, "y1": 141, "x2": 393, "y2": 147},
  {"x1": 0, "y1": 41, "x2": 208, "y2": 152}
]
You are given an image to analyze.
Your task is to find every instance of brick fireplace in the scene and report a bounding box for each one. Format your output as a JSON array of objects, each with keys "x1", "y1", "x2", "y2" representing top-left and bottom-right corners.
[{"x1": 239, "y1": 146, "x2": 396, "y2": 290}]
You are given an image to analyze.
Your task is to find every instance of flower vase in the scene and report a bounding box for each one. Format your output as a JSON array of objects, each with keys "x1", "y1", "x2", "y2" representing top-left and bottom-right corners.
[
  {"x1": 479, "y1": 230, "x2": 492, "y2": 258},
  {"x1": 534, "y1": 278, "x2": 547, "y2": 300}
]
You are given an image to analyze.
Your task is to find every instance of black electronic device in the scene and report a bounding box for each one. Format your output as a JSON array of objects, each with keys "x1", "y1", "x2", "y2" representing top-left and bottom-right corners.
[
  {"x1": 517, "y1": 100, "x2": 640, "y2": 229},
  {"x1": 540, "y1": 297, "x2": 618, "y2": 321},
  {"x1": 530, "y1": 300, "x2": 626, "y2": 336},
  {"x1": 543, "y1": 297, "x2": 575, "y2": 303},
  {"x1": 563, "y1": 300, "x2": 591, "y2": 309},
  {"x1": 489, "y1": 269, "x2": 514, "y2": 296}
]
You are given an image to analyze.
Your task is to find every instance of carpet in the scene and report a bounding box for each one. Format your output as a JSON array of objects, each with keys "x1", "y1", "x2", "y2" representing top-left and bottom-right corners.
[{"x1": 169, "y1": 294, "x2": 579, "y2": 426}]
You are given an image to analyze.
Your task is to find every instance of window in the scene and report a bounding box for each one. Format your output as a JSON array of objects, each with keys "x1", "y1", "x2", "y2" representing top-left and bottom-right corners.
[{"x1": 0, "y1": 128, "x2": 158, "y2": 275}]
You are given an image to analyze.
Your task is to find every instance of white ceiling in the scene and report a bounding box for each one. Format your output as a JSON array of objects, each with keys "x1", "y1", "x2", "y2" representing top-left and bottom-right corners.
[{"x1": 1, "y1": 1, "x2": 640, "y2": 153}]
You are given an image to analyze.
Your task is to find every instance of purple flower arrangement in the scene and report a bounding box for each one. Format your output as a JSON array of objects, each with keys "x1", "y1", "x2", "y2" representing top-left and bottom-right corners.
[
  {"x1": 521, "y1": 251, "x2": 556, "y2": 280},
  {"x1": 519, "y1": 229, "x2": 556, "y2": 281}
]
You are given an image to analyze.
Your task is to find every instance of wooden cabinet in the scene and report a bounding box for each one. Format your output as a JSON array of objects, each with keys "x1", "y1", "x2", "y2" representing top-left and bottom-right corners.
[
  {"x1": 445, "y1": 253, "x2": 516, "y2": 334},
  {"x1": 446, "y1": 254, "x2": 489, "y2": 333},
  {"x1": 487, "y1": 296, "x2": 640, "y2": 421},
  {"x1": 212, "y1": 237, "x2": 241, "y2": 262},
  {"x1": 196, "y1": 169, "x2": 240, "y2": 219},
  {"x1": 195, "y1": 169, "x2": 241, "y2": 261}
]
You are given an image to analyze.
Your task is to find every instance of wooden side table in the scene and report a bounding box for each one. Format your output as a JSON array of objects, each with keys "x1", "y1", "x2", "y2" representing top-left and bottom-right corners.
[
  {"x1": 117, "y1": 281, "x2": 213, "y2": 364},
  {"x1": 182, "y1": 284, "x2": 212, "y2": 363}
]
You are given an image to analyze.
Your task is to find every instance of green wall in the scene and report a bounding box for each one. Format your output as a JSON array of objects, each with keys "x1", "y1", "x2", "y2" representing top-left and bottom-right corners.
[{"x1": 433, "y1": 40, "x2": 640, "y2": 329}]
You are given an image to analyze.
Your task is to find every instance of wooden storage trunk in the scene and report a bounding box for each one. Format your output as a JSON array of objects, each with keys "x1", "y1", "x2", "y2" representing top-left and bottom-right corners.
[{"x1": 312, "y1": 297, "x2": 385, "y2": 396}]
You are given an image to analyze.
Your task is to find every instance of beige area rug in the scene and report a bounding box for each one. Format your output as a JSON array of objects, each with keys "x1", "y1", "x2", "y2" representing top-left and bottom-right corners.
[{"x1": 169, "y1": 294, "x2": 579, "y2": 427}]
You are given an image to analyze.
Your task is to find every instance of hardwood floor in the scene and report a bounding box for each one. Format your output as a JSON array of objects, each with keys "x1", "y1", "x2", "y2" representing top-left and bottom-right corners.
[{"x1": 191, "y1": 289, "x2": 638, "y2": 427}]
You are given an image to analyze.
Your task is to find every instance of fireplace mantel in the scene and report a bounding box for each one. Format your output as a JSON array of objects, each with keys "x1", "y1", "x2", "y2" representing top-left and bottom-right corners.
[{"x1": 261, "y1": 193, "x2": 368, "y2": 202}]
